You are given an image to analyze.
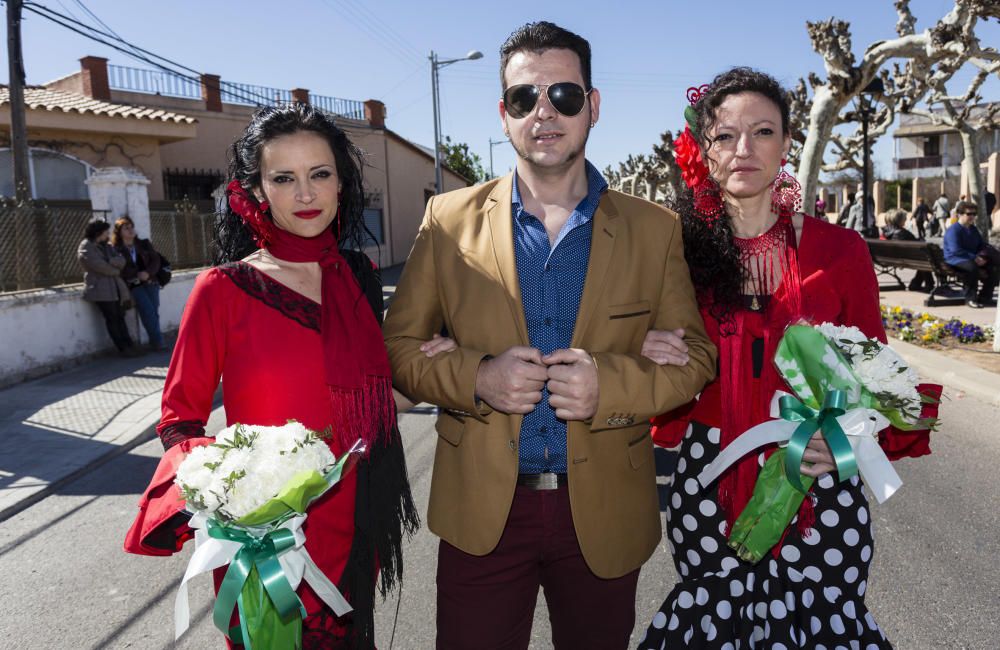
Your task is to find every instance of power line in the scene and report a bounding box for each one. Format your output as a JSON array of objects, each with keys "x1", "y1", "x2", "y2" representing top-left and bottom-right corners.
[
  {"x1": 71, "y1": 0, "x2": 123, "y2": 40},
  {"x1": 22, "y1": 2, "x2": 281, "y2": 107},
  {"x1": 318, "y1": 0, "x2": 418, "y2": 65},
  {"x1": 337, "y1": 0, "x2": 422, "y2": 60}
]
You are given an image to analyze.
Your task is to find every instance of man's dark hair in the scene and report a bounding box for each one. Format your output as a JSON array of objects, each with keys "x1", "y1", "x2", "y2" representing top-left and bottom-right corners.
[
  {"x1": 955, "y1": 199, "x2": 978, "y2": 215},
  {"x1": 499, "y1": 21, "x2": 592, "y2": 90}
]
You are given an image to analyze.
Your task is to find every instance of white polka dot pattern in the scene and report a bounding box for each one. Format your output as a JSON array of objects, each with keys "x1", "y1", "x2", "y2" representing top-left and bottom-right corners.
[{"x1": 638, "y1": 421, "x2": 890, "y2": 649}]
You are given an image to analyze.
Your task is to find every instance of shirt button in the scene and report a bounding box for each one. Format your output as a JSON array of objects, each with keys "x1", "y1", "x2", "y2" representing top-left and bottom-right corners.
[
  {"x1": 544, "y1": 317, "x2": 552, "y2": 327},
  {"x1": 539, "y1": 426, "x2": 548, "y2": 433}
]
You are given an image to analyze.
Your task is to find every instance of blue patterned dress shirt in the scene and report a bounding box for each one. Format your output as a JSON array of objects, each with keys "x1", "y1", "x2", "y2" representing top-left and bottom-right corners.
[{"x1": 512, "y1": 161, "x2": 608, "y2": 474}]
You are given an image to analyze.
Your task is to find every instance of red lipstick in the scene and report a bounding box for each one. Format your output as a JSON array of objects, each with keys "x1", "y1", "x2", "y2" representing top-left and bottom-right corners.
[{"x1": 293, "y1": 209, "x2": 323, "y2": 219}]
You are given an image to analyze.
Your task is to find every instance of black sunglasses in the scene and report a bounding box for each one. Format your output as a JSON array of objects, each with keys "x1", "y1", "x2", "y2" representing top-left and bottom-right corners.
[
  {"x1": 502, "y1": 82, "x2": 592, "y2": 119},
  {"x1": 961, "y1": 210, "x2": 978, "y2": 216}
]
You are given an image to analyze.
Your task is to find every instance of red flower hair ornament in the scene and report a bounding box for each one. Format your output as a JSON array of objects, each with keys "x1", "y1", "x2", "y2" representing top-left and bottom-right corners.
[
  {"x1": 673, "y1": 89, "x2": 724, "y2": 226},
  {"x1": 226, "y1": 179, "x2": 274, "y2": 247}
]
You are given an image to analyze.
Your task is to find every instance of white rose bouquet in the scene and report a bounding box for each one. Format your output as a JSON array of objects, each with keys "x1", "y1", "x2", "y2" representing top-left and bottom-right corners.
[{"x1": 173, "y1": 421, "x2": 365, "y2": 649}]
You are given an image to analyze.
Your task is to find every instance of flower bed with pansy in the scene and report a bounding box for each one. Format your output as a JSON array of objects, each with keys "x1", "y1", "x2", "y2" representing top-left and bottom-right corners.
[
  {"x1": 880, "y1": 304, "x2": 1000, "y2": 375},
  {"x1": 880, "y1": 305, "x2": 994, "y2": 345}
]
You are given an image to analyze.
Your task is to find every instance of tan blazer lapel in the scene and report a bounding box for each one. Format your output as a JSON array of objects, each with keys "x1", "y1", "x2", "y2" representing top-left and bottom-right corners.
[
  {"x1": 572, "y1": 192, "x2": 619, "y2": 347},
  {"x1": 485, "y1": 174, "x2": 530, "y2": 345}
]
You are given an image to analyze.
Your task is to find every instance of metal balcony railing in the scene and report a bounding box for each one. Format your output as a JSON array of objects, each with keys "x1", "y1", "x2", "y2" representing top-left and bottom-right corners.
[
  {"x1": 896, "y1": 155, "x2": 944, "y2": 170},
  {"x1": 108, "y1": 64, "x2": 201, "y2": 99},
  {"x1": 107, "y1": 64, "x2": 366, "y2": 119}
]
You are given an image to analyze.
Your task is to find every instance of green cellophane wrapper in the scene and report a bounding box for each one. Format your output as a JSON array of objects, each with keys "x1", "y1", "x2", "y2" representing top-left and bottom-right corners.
[
  {"x1": 727, "y1": 448, "x2": 815, "y2": 564},
  {"x1": 236, "y1": 565, "x2": 303, "y2": 650},
  {"x1": 214, "y1": 446, "x2": 361, "y2": 649}
]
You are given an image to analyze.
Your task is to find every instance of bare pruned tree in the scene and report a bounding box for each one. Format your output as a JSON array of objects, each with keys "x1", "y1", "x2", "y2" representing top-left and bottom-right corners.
[
  {"x1": 906, "y1": 56, "x2": 999, "y2": 234},
  {"x1": 605, "y1": 130, "x2": 683, "y2": 205},
  {"x1": 792, "y1": 0, "x2": 996, "y2": 219}
]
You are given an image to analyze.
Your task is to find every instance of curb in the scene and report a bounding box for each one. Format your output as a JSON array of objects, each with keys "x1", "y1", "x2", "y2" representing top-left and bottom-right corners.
[{"x1": 893, "y1": 339, "x2": 1000, "y2": 408}]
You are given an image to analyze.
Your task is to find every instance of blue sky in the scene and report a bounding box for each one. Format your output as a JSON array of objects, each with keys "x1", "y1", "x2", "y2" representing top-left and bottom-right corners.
[{"x1": 7, "y1": 0, "x2": 998, "y2": 179}]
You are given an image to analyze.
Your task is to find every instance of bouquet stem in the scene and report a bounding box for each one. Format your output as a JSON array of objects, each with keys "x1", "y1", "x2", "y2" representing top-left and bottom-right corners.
[
  {"x1": 727, "y1": 448, "x2": 814, "y2": 564},
  {"x1": 236, "y1": 565, "x2": 303, "y2": 650}
]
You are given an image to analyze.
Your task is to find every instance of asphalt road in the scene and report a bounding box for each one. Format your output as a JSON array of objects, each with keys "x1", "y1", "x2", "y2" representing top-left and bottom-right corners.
[{"x1": 1, "y1": 393, "x2": 996, "y2": 649}]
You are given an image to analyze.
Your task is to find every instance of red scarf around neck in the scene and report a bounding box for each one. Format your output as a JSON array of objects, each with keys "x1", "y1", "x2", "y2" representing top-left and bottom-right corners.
[{"x1": 266, "y1": 226, "x2": 394, "y2": 452}]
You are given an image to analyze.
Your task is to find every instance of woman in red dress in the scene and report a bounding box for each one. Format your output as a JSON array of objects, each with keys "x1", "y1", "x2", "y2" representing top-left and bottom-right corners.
[
  {"x1": 125, "y1": 104, "x2": 424, "y2": 648},
  {"x1": 636, "y1": 69, "x2": 936, "y2": 649}
]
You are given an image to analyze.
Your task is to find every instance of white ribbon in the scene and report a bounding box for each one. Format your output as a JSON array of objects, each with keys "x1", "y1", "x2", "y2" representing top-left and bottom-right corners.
[
  {"x1": 174, "y1": 512, "x2": 353, "y2": 640},
  {"x1": 696, "y1": 391, "x2": 902, "y2": 505}
]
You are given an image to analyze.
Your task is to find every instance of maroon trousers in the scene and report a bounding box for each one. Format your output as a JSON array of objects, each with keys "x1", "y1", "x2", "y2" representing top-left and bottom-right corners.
[{"x1": 436, "y1": 484, "x2": 640, "y2": 649}]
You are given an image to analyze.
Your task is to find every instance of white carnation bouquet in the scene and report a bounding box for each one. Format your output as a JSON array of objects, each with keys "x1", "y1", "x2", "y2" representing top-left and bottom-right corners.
[
  {"x1": 173, "y1": 421, "x2": 365, "y2": 649},
  {"x1": 700, "y1": 323, "x2": 938, "y2": 563},
  {"x1": 814, "y1": 323, "x2": 924, "y2": 425}
]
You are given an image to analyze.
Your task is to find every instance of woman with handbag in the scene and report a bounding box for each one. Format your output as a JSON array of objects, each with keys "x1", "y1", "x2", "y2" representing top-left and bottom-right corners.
[
  {"x1": 78, "y1": 220, "x2": 140, "y2": 357},
  {"x1": 112, "y1": 216, "x2": 166, "y2": 351}
]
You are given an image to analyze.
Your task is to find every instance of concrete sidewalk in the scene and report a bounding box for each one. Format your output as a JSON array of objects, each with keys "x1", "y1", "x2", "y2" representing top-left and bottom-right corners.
[
  {"x1": 0, "y1": 263, "x2": 409, "y2": 524},
  {"x1": 0, "y1": 349, "x2": 172, "y2": 522},
  {"x1": 0, "y1": 260, "x2": 994, "y2": 525}
]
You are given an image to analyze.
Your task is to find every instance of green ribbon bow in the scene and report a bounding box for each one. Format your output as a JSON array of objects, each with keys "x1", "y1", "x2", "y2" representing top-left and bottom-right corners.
[
  {"x1": 778, "y1": 389, "x2": 857, "y2": 494},
  {"x1": 206, "y1": 520, "x2": 306, "y2": 649}
]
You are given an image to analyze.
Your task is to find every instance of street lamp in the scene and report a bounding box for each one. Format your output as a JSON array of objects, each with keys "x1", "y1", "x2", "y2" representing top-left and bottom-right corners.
[
  {"x1": 855, "y1": 77, "x2": 884, "y2": 236},
  {"x1": 488, "y1": 137, "x2": 509, "y2": 179},
  {"x1": 430, "y1": 49, "x2": 483, "y2": 194}
]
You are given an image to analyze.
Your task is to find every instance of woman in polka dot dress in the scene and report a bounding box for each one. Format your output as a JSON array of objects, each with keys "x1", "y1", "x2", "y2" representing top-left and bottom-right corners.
[{"x1": 636, "y1": 68, "x2": 933, "y2": 650}]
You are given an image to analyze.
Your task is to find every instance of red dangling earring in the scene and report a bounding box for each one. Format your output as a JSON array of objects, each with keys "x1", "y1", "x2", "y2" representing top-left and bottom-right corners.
[
  {"x1": 770, "y1": 158, "x2": 802, "y2": 218},
  {"x1": 259, "y1": 200, "x2": 270, "y2": 213}
]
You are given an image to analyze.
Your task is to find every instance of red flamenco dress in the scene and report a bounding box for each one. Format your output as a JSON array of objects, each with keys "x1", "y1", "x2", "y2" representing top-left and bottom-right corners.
[
  {"x1": 639, "y1": 215, "x2": 939, "y2": 649},
  {"x1": 124, "y1": 254, "x2": 416, "y2": 649}
]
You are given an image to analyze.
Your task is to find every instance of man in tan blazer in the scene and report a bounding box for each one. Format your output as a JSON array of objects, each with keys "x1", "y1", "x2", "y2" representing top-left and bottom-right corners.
[{"x1": 383, "y1": 21, "x2": 716, "y2": 649}]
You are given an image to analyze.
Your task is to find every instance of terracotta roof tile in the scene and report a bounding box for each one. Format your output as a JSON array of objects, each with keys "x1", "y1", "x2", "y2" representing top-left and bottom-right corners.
[{"x1": 0, "y1": 85, "x2": 196, "y2": 124}]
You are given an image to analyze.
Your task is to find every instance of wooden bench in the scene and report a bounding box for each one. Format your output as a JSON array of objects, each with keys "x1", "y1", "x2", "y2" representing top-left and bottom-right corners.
[{"x1": 864, "y1": 239, "x2": 966, "y2": 307}]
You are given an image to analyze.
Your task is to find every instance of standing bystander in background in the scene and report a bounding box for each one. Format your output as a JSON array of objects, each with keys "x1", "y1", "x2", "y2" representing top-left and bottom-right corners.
[
  {"x1": 112, "y1": 216, "x2": 166, "y2": 351},
  {"x1": 77, "y1": 220, "x2": 139, "y2": 356}
]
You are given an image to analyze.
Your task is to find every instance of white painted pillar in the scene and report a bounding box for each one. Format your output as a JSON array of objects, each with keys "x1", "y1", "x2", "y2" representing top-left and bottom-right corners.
[{"x1": 85, "y1": 167, "x2": 152, "y2": 237}]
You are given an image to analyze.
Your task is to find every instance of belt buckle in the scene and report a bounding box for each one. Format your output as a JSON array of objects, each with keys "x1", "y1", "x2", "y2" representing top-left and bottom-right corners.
[{"x1": 520, "y1": 472, "x2": 561, "y2": 490}]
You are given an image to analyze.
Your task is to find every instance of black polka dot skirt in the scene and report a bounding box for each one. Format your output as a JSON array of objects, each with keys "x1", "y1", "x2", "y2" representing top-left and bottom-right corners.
[{"x1": 638, "y1": 421, "x2": 892, "y2": 650}]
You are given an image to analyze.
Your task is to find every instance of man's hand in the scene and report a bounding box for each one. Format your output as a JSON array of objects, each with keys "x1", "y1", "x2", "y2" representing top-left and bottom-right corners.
[
  {"x1": 543, "y1": 348, "x2": 599, "y2": 421},
  {"x1": 799, "y1": 431, "x2": 836, "y2": 477},
  {"x1": 640, "y1": 328, "x2": 690, "y2": 366},
  {"x1": 474, "y1": 347, "x2": 548, "y2": 414},
  {"x1": 420, "y1": 334, "x2": 458, "y2": 357},
  {"x1": 137, "y1": 270, "x2": 150, "y2": 282},
  {"x1": 975, "y1": 255, "x2": 988, "y2": 267}
]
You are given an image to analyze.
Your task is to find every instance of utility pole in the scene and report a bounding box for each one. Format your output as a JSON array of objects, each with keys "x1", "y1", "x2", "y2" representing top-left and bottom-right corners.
[
  {"x1": 7, "y1": 0, "x2": 31, "y2": 202},
  {"x1": 429, "y1": 48, "x2": 482, "y2": 194}
]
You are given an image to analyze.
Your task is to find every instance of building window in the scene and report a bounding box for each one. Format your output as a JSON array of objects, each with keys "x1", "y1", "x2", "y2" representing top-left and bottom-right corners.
[
  {"x1": 362, "y1": 208, "x2": 384, "y2": 245},
  {"x1": 923, "y1": 135, "x2": 940, "y2": 157},
  {"x1": 163, "y1": 168, "x2": 225, "y2": 200},
  {"x1": 0, "y1": 148, "x2": 91, "y2": 199}
]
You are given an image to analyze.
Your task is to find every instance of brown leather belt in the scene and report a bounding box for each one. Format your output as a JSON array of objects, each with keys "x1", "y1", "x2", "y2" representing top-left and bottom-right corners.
[{"x1": 517, "y1": 472, "x2": 567, "y2": 490}]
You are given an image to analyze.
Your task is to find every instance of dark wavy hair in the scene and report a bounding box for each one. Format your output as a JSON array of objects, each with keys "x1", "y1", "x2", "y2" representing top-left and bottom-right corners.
[
  {"x1": 679, "y1": 67, "x2": 791, "y2": 330},
  {"x1": 84, "y1": 219, "x2": 110, "y2": 242},
  {"x1": 214, "y1": 103, "x2": 369, "y2": 264},
  {"x1": 500, "y1": 21, "x2": 593, "y2": 91},
  {"x1": 110, "y1": 215, "x2": 134, "y2": 248}
]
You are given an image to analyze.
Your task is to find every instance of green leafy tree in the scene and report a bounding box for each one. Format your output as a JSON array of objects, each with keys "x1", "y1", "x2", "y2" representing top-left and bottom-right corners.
[{"x1": 439, "y1": 136, "x2": 487, "y2": 184}]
